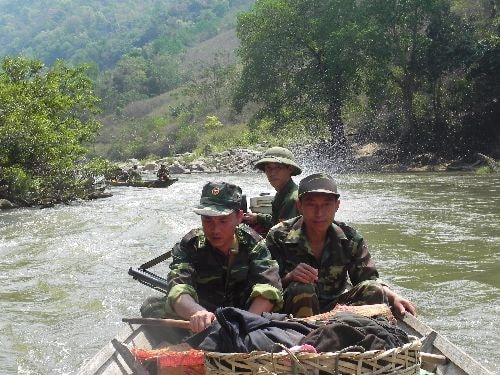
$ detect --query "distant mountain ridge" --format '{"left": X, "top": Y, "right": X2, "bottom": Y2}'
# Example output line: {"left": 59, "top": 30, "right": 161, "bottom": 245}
{"left": 101, "top": 28, "right": 240, "bottom": 122}
{"left": 3, "top": 0, "right": 496, "bottom": 164}
{"left": 1, "top": 0, "right": 252, "bottom": 160}
{"left": 0, "top": 0, "right": 251, "bottom": 69}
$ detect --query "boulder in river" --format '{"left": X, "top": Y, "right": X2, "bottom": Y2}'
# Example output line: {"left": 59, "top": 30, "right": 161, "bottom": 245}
{"left": 0, "top": 198, "right": 17, "bottom": 209}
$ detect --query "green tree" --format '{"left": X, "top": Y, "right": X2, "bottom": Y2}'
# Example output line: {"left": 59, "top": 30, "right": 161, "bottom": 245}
{"left": 460, "top": 27, "right": 500, "bottom": 155}
{"left": 0, "top": 56, "right": 105, "bottom": 205}
{"left": 234, "top": 0, "right": 375, "bottom": 156}
{"left": 147, "top": 53, "right": 182, "bottom": 95}
{"left": 364, "top": 0, "right": 475, "bottom": 155}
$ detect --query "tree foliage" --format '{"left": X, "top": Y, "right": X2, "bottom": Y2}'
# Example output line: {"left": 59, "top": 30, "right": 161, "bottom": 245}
{"left": 1, "top": 1, "right": 496, "bottom": 163}
{"left": 360, "top": 0, "right": 480, "bottom": 156}
{"left": 460, "top": 23, "right": 500, "bottom": 154}
{"left": 233, "top": 0, "right": 499, "bottom": 159}
{"left": 235, "top": 0, "right": 378, "bottom": 156}
{"left": 0, "top": 56, "right": 108, "bottom": 205}
{"left": 0, "top": 0, "right": 253, "bottom": 113}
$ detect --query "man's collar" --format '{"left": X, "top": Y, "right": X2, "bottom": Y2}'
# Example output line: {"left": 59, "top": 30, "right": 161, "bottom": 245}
{"left": 283, "top": 216, "right": 305, "bottom": 244}
{"left": 276, "top": 178, "right": 296, "bottom": 198}
{"left": 283, "top": 217, "right": 346, "bottom": 243}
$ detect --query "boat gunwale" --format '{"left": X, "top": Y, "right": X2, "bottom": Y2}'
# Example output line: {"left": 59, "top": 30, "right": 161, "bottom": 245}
{"left": 401, "top": 314, "right": 492, "bottom": 375}
{"left": 78, "top": 314, "right": 493, "bottom": 375}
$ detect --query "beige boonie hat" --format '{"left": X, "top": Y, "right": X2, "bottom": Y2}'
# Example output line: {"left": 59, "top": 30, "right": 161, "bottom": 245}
{"left": 254, "top": 146, "right": 302, "bottom": 176}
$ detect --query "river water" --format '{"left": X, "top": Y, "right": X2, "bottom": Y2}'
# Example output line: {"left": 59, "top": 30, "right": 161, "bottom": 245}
{"left": 0, "top": 171, "right": 498, "bottom": 374}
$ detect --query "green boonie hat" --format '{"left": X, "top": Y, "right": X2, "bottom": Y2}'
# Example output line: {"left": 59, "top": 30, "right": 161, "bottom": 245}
{"left": 254, "top": 147, "right": 302, "bottom": 176}
{"left": 194, "top": 181, "right": 242, "bottom": 216}
{"left": 298, "top": 173, "right": 340, "bottom": 198}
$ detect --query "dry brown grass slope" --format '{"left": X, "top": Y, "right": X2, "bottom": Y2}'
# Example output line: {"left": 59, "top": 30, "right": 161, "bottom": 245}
{"left": 182, "top": 29, "right": 239, "bottom": 72}
{"left": 95, "top": 28, "right": 251, "bottom": 158}
{"left": 112, "top": 29, "right": 240, "bottom": 121}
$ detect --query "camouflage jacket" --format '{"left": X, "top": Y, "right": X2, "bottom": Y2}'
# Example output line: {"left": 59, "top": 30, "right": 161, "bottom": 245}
{"left": 166, "top": 224, "right": 283, "bottom": 312}
{"left": 256, "top": 179, "right": 299, "bottom": 230}
{"left": 266, "top": 216, "right": 381, "bottom": 302}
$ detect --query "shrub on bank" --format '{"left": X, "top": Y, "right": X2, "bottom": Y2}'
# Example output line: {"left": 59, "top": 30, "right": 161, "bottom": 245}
{"left": 0, "top": 56, "right": 111, "bottom": 206}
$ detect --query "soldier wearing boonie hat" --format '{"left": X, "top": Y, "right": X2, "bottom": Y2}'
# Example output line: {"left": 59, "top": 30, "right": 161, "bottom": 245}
{"left": 254, "top": 147, "right": 302, "bottom": 176}
{"left": 243, "top": 147, "right": 302, "bottom": 234}
{"left": 140, "top": 181, "right": 283, "bottom": 333}
{"left": 266, "top": 173, "right": 416, "bottom": 319}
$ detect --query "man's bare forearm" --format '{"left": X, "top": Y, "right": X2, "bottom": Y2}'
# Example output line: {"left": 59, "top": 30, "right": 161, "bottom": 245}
{"left": 173, "top": 294, "right": 206, "bottom": 319}
{"left": 248, "top": 296, "right": 274, "bottom": 315}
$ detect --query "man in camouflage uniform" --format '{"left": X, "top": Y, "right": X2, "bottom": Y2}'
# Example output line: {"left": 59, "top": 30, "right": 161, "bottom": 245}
{"left": 141, "top": 181, "right": 283, "bottom": 332}
{"left": 243, "top": 146, "right": 302, "bottom": 234}
{"left": 156, "top": 164, "right": 169, "bottom": 181}
{"left": 266, "top": 173, "right": 416, "bottom": 318}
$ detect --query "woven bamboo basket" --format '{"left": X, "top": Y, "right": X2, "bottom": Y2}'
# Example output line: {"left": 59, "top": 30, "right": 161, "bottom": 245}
{"left": 204, "top": 337, "right": 421, "bottom": 375}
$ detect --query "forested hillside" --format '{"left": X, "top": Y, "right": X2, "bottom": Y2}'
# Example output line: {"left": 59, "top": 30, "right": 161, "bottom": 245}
{"left": 1, "top": 0, "right": 499, "bottom": 166}
{"left": 0, "top": 0, "right": 248, "bottom": 67}
{"left": 0, "top": 0, "right": 251, "bottom": 110}
{"left": 0, "top": 0, "right": 254, "bottom": 205}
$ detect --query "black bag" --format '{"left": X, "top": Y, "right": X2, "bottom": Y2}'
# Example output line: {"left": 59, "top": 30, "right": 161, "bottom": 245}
{"left": 299, "top": 312, "right": 409, "bottom": 352}
{"left": 185, "top": 307, "right": 318, "bottom": 353}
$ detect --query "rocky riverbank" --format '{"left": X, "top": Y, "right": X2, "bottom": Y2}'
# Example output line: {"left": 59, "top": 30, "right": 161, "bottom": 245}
{"left": 119, "top": 143, "right": 499, "bottom": 177}
{"left": 2, "top": 143, "right": 497, "bottom": 210}
{"left": 128, "top": 147, "right": 266, "bottom": 176}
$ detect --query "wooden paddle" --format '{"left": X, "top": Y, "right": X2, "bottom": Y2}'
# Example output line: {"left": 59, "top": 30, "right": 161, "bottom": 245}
{"left": 122, "top": 317, "right": 191, "bottom": 330}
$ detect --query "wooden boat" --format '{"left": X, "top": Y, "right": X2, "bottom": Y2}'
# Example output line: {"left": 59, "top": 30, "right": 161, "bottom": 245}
{"left": 77, "top": 313, "right": 493, "bottom": 374}
{"left": 79, "top": 197, "right": 493, "bottom": 374}
{"left": 108, "top": 178, "right": 178, "bottom": 188}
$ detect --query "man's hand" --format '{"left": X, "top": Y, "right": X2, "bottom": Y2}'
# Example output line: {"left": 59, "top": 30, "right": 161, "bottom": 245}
{"left": 242, "top": 212, "right": 258, "bottom": 224}
{"left": 174, "top": 294, "right": 216, "bottom": 332}
{"left": 189, "top": 310, "right": 216, "bottom": 333}
{"left": 383, "top": 286, "right": 416, "bottom": 317}
{"left": 392, "top": 296, "right": 416, "bottom": 317}
{"left": 283, "top": 263, "right": 318, "bottom": 286}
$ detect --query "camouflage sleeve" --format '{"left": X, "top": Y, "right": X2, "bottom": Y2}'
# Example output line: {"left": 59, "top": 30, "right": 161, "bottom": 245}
{"left": 347, "top": 236, "right": 381, "bottom": 285}
{"left": 265, "top": 226, "right": 288, "bottom": 278}
{"left": 166, "top": 231, "right": 200, "bottom": 309}
{"left": 255, "top": 212, "right": 272, "bottom": 230}
{"left": 247, "top": 239, "right": 283, "bottom": 311}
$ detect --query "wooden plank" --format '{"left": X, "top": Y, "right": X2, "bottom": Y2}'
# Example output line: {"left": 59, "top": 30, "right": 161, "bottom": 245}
{"left": 431, "top": 330, "right": 492, "bottom": 375}
{"left": 421, "top": 352, "right": 448, "bottom": 366}
{"left": 77, "top": 324, "right": 152, "bottom": 375}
